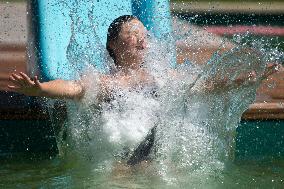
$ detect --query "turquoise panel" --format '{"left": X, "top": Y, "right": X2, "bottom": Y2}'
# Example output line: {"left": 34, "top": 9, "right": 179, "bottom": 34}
{"left": 32, "top": 0, "right": 133, "bottom": 80}
{"left": 29, "top": 0, "right": 173, "bottom": 80}
{"left": 132, "top": 0, "right": 172, "bottom": 38}
{"left": 36, "top": 0, "right": 74, "bottom": 80}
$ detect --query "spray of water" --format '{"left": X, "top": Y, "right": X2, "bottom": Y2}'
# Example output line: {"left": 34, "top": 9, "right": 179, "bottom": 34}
{"left": 54, "top": 1, "right": 284, "bottom": 186}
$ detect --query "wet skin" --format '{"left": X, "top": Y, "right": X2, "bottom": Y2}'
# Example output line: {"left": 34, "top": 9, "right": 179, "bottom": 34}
{"left": 109, "top": 19, "right": 148, "bottom": 71}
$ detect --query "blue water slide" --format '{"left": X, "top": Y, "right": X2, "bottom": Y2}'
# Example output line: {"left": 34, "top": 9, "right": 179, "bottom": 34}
{"left": 28, "top": 0, "right": 172, "bottom": 81}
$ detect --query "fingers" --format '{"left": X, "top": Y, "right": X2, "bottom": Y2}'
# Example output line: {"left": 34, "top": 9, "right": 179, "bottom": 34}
{"left": 11, "top": 73, "right": 22, "bottom": 81}
{"left": 266, "top": 64, "right": 278, "bottom": 75}
{"left": 10, "top": 72, "right": 38, "bottom": 87}
{"left": 277, "top": 64, "right": 284, "bottom": 72}
{"left": 19, "top": 72, "right": 33, "bottom": 85}
{"left": 9, "top": 75, "right": 16, "bottom": 82}
{"left": 248, "top": 71, "right": 257, "bottom": 82}
{"left": 9, "top": 75, "right": 18, "bottom": 85}
{"left": 10, "top": 74, "right": 24, "bottom": 87}
{"left": 10, "top": 73, "right": 27, "bottom": 86}
{"left": 260, "top": 64, "right": 279, "bottom": 80}
{"left": 7, "top": 85, "right": 21, "bottom": 92}
{"left": 7, "top": 85, "right": 20, "bottom": 90}
{"left": 273, "top": 64, "right": 284, "bottom": 72}
{"left": 33, "top": 76, "right": 41, "bottom": 86}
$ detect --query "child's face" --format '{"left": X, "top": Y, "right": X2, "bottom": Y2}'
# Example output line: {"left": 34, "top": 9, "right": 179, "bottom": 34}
{"left": 115, "top": 19, "right": 148, "bottom": 61}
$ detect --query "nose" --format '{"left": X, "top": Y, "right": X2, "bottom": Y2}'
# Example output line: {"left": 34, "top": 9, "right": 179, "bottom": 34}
{"left": 138, "top": 37, "right": 147, "bottom": 49}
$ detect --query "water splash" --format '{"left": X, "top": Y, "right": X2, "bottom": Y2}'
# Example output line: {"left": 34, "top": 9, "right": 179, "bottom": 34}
{"left": 58, "top": 1, "right": 284, "bottom": 186}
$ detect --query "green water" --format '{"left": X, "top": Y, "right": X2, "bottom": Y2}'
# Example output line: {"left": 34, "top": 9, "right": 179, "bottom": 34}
{"left": 1, "top": 155, "right": 284, "bottom": 189}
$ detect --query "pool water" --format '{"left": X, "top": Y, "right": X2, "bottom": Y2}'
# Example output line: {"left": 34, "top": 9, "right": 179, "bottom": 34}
{"left": 1, "top": 155, "right": 284, "bottom": 189}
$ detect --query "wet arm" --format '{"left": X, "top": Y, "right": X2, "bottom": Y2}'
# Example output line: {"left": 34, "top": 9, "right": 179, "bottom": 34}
{"left": 8, "top": 72, "right": 84, "bottom": 100}
{"left": 38, "top": 79, "right": 84, "bottom": 100}
{"left": 205, "top": 63, "right": 281, "bottom": 92}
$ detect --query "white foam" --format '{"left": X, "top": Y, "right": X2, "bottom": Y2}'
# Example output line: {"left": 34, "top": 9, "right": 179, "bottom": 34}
{"left": 63, "top": 7, "right": 282, "bottom": 181}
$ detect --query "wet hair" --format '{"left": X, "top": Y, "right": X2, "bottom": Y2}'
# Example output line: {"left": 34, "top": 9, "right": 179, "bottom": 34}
{"left": 106, "top": 15, "right": 138, "bottom": 64}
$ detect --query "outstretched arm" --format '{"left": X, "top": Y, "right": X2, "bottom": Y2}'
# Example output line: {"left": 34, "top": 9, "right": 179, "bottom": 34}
{"left": 8, "top": 72, "right": 84, "bottom": 100}
{"left": 204, "top": 63, "right": 282, "bottom": 92}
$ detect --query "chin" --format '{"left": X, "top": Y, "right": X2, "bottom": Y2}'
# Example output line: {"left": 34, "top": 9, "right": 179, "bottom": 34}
{"left": 135, "top": 54, "right": 144, "bottom": 61}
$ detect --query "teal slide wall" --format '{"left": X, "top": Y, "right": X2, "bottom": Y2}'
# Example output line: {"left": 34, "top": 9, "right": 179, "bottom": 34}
{"left": 29, "top": 0, "right": 172, "bottom": 81}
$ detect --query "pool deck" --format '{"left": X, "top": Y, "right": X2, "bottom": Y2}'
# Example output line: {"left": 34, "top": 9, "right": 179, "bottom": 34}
{"left": 1, "top": 2, "right": 284, "bottom": 120}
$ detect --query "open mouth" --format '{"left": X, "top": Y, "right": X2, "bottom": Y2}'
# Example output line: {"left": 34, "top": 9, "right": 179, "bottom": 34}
{"left": 136, "top": 46, "right": 145, "bottom": 50}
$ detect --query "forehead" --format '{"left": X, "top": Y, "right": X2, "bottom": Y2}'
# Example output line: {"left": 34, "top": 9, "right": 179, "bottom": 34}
{"left": 120, "top": 19, "right": 146, "bottom": 34}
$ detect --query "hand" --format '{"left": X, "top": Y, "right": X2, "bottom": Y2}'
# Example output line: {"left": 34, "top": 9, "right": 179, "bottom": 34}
{"left": 247, "top": 70, "right": 257, "bottom": 83}
{"left": 260, "top": 63, "right": 283, "bottom": 80}
{"left": 8, "top": 72, "right": 42, "bottom": 96}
